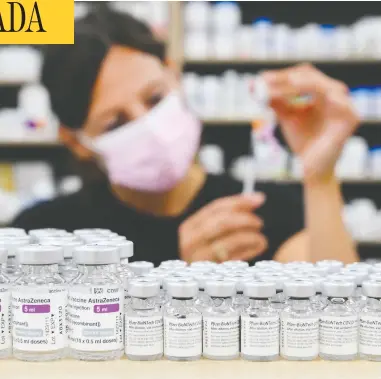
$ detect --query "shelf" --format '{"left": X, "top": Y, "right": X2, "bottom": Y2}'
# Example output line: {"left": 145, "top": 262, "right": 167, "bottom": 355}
{"left": 0, "top": 79, "right": 36, "bottom": 86}
{"left": 0, "top": 141, "right": 62, "bottom": 147}
{"left": 202, "top": 118, "right": 381, "bottom": 126}
{"left": 185, "top": 58, "right": 381, "bottom": 65}
{"left": 254, "top": 178, "right": 381, "bottom": 184}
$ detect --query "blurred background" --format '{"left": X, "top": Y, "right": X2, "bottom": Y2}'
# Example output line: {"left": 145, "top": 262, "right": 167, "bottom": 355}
{"left": 0, "top": 1, "right": 380, "bottom": 259}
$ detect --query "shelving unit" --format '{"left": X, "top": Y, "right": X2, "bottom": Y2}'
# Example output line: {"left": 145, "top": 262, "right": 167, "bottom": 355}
{"left": 0, "top": 2, "right": 380, "bottom": 255}
{"left": 185, "top": 58, "right": 381, "bottom": 65}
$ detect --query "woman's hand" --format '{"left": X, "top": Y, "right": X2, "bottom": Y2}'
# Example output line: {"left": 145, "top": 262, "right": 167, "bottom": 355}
{"left": 262, "top": 64, "right": 360, "bottom": 182}
{"left": 179, "top": 193, "right": 267, "bottom": 263}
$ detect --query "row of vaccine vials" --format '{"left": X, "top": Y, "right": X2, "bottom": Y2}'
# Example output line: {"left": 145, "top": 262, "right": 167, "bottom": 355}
{"left": 1, "top": 228, "right": 381, "bottom": 363}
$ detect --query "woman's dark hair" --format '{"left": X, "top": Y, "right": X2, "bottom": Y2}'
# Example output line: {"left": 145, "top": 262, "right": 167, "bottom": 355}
{"left": 41, "top": 8, "right": 166, "bottom": 129}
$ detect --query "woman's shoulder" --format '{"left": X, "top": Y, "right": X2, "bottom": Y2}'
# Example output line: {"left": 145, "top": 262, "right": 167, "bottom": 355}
{"left": 10, "top": 186, "right": 96, "bottom": 230}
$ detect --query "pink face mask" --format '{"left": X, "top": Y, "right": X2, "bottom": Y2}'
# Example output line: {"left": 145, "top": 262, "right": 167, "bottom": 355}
{"left": 82, "top": 92, "right": 201, "bottom": 192}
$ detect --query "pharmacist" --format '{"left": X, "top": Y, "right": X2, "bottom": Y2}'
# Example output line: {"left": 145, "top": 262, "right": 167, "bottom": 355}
{"left": 11, "top": 9, "right": 359, "bottom": 266}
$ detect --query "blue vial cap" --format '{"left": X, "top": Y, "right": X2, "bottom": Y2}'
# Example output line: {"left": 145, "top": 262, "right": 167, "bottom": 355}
{"left": 253, "top": 17, "right": 272, "bottom": 25}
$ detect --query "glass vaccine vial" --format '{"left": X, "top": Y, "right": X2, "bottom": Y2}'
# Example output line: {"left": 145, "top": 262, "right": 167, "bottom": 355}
{"left": 28, "top": 229, "right": 70, "bottom": 243}
{"left": 280, "top": 280, "right": 319, "bottom": 361}
{"left": 194, "top": 273, "right": 220, "bottom": 312}
{"left": 164, "top": 278, "right": 202, "bottom": 361}
{"left": 125, "top": 277, "right": 163, "bottom": 361}
{"left": 0, "top": 237, "right": 30, "bottom": 282}
{"left": 260, "top": 274, "right": 289, "bottom": 312}
{"left": 12, "top": 244, "right": 67, "bottom": 361}
{"left": 241, "top": 280, "right": 279, "bottom": 361}
{"left": 40, "top": 240, "right": 81, "bottom": 283}
{"left": 226, "top": 274, "right": 252, "bottom": 313}
{"left": 159, "top": 260, "right": 188, "bottom": 270}
{"left": 0, "top": 247, "right": 11, "bottom": 359}
{"left": 68, "top": 245, "right": 124, "bottom": 361}
{"left": 128, "top": 261, "right": 154, "bottom": 276}
{"left": 342, "top": 269, "right": 368, "bottom": 312}
{"left": 319, "top": 279, "right": 358, "bottom": 361}
{"left": 316, "top": 260, "right": 344, "bottom": 274}
{"left": 94, "top": 240, "right": 135, "bottom": 309}
{"left": 359, "top": 280, "right": 381, "bottom": 361}
{"left": 203, "top": 279, "right": 240, "bottom": 360}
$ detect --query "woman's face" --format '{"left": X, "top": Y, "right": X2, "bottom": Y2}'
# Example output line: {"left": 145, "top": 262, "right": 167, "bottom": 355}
{"left": 82, "top": 45, "right": 177, "bottom": 138}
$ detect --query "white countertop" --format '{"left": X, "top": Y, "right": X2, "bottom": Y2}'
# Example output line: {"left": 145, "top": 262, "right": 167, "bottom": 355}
{"left": 2, "top": 359, "right": 379, "bottom": 379}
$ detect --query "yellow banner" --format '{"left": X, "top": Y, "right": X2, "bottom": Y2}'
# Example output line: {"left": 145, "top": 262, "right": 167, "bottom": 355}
{"left": 0, "top": 0, "right": 74, "bottom": 44}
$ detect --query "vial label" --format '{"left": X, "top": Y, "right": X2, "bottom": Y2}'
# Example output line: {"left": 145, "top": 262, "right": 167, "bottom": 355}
{"left": 280, "top": 317, "right": 319, "bottom": 357}
{"left": 203, "top": 316, "right": 240, "bottom": 357}
{"left": 0, "top": 286, "right": 11, "bottom": 350}
{"left": 241, "top": 315, "right": 279, "bottom": 357}
{"left": 125, "top": 315, "right": 163, "bottom": 356}
{"left": 68, "top": 286, "right": 124, "bottom": 351}
{"left": 359, "top": 315, "right": 381, "bottom": 355}
{"left": 319, "top": 315, "right": 358, "bottom": 355}
{"left": 12, "top": 289, "right": 67, "bottom": 351}
{"left": 164, "top": 316, "right": 202, "bottom": 358}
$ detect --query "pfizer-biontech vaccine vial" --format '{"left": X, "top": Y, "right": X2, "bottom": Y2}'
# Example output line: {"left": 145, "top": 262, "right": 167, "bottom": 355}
{"left": 125, "top": 277, "right": 163, "bottom": 361}
{"left": 0, "top": 247, "right": 11, "bottom": 359}
{"left": 319, "top": 279, "right": 358, "bottom": 361}
{"left": 359, "top": 280, "right": 381, "bottom": 361}
{"left": 203, "top": 279, "right": 240, "bottom": 360}
{"left": 280, "top": 280, "right": 319, "bottom": 361}
{"left": 164, "top": 278, "right": 202, "bottom": 361}
{"left": 241, "top": 279, "right": 279, "bottom": 361}
{"left": 68, "top": 245, "right": 124, "bottom": 361}
{"left": 12, "top": 244, "right": 67, "bottom": 361}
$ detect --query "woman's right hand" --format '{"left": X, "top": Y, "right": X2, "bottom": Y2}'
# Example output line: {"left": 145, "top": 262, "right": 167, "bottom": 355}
{"left": 179, "top": 193, "right": 268, "bottom": 263}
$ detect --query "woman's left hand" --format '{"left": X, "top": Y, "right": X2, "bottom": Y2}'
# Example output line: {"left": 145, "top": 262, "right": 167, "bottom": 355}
{"left": 262, "top": 64, "right": 360, "bottom": 182}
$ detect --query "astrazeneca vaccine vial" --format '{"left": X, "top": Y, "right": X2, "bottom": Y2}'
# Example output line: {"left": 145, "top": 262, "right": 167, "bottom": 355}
{"left": 68, "top": 245, "right": 124, "bottom": 361}
{"left": 319, "top": 279, "right": 358, "bottom": 361}
{"left": 0, "top": 247, "right": 11, "bottom": 358}
{"left": 0, "top": 237, "right": 30, "bottom": 281}
{"left": 40, "top": 240, "right": 81, "bottom": 283}
{"left": 164, "top": 279, "right": 202, "bottom": 361}
{"left": 281, "top": 280, "right": 319, "bottom": 361}
{"left": 203, "top": 279, "right": 240, "bottom": 360}
{"left": 359, "top": 280, "right": 381, "bottom": 361}
{"left": 128, "top": 261, "right": 154, "bottom": 276}
{"left": 12, "top": 245, "right": 67, "bottom": 361}
{"left": 94, "top": 240, "right": 134, "bottom": 309}
{"left": 125, "top": 277, "right": 163, "bottom": 361}
{"left": 241, "top": 280, "right": 279, "bottom": 361}
{"left": 28, "top": 229, "right": 70, "bottom": 243}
